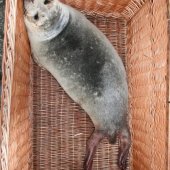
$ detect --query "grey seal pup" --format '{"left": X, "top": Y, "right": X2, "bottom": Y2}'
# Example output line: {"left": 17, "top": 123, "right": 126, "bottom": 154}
{"left": 24, "top": 0, "right": 131, "bottom": 169}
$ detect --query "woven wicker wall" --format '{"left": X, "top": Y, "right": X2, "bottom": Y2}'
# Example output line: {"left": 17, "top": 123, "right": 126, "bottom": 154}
{"left": 127, "top": 0, "right": 169, "bottom": 169}
{"left": 32, "top": 16, "right": 127, "bottom": 170}
{"left": 61, "top": 0, "right": 130, "bottom": 16}
{"left": 1, "top": 0, "right": 32, "bottom": 169}
{"left": 168, "top": 1, "right": 170, "bottom": 169}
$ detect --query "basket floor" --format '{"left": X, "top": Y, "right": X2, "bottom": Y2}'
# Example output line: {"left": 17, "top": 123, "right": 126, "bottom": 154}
{"left": 32, "top": 15, "right": 127, "bottom": 170}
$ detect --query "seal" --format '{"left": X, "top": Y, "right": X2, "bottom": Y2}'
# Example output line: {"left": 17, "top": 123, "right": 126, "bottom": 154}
{"left": 24, "top": 0, "right": 131, "bottom": 169}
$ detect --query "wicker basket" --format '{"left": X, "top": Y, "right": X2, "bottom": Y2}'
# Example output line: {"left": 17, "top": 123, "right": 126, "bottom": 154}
{"left": 1, "top": 0, "right": 170, "bottom": 170}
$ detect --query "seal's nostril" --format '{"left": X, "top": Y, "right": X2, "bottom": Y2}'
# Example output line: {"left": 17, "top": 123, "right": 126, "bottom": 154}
{"left": 34, "top": 13, "right": 39, "bottom": 20}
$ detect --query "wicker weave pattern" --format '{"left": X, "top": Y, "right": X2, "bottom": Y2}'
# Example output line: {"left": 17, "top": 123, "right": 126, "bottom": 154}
{"left": 127, "top": 1, "right": 168, "bottom": 169}
{"left": 61, "top": 0, "right": 130, "bottom": 14}
{"left": 168, "top": 1, "right": 170, "bottom": 169}
{"left": 1, "top": 0, "right": 32, "bottom": 169}
{"left": 61, "top": 0, "right": 147, "bottom": 19}
{"left": 32, "top": 16, "right": 127, "bottom": 170}
{"left": 1, "top": 0, "right": 16, "bottom": 169}
{"left": 1, "top": 0, "right": 169, "bottom": 169}
{"left": 121, "top": 0, "right": 146, "bottom": 20}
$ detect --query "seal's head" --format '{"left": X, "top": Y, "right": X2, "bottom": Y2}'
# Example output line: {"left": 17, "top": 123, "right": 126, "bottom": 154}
{"left": 24, "top": 0, "right": 69, "bottom": 40}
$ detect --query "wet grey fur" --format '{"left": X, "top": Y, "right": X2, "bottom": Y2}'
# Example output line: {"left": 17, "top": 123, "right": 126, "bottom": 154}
{"left": 24, "top": 2, "right": 128, "bottom": 140}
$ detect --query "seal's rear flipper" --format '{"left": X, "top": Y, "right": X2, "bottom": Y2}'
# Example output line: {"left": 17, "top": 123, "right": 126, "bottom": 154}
{"left": 84, "top": 131, "right": 104, "bottom": 170}
{"left": 118, "top": 128, "right": 131, "bottom": 170}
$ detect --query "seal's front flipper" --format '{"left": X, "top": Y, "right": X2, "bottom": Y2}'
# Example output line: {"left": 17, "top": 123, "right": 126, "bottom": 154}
{"left": 118, "top": 128, "right": 131, "bottom": 170}
{"left": 84, "top": 131, "right": 104, "bottom": 170}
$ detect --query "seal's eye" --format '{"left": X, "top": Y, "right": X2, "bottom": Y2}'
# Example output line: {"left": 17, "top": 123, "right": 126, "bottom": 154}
{"left": 44, "top": 0, "right": 51, "bottom": 5}
{"left": 34, "top": 13, "right": 39, "bottom": 20}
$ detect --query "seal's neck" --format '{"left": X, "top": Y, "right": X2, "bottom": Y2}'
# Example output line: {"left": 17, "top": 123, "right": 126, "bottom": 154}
{"left": 28, "top": 2, "right": 70, "bottom": 42}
